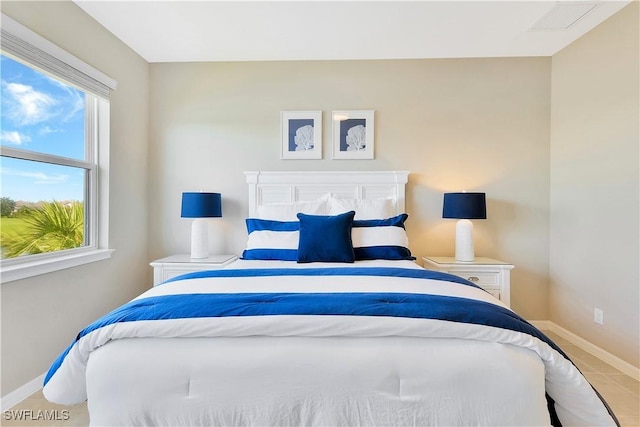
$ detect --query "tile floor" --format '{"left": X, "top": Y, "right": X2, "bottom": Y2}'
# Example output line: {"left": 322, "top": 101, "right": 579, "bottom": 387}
{"left": 544, "top": 331, "right": 639, "bottom": 427}
{"left": 3, "top": 330, "right": 638, "bottom": 426}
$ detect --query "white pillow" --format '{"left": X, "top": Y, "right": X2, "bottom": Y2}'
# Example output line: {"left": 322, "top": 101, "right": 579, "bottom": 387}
{"left": 329, "top": 195, "right": 395, "bottom": 220}
{"left": 256, "top": 193, "right": 330, "bottom": 221}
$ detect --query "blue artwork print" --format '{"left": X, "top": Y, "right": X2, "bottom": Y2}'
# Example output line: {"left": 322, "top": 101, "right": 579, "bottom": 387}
{"left": 288, "top": 119, "right": 315, "bottom": 152}
{"left": 340, "top": 119, "right": 367, "bottom": 152}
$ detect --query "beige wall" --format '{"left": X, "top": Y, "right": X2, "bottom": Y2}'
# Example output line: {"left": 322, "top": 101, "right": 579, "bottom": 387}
{"left": 1, "top": 2, "right": 150, "bottom": 393}
{"left": 550, "top": 2, "right": 639, "bottom": 367}
{"left": 148, "top": 58, "right": 552, "bottom": 320}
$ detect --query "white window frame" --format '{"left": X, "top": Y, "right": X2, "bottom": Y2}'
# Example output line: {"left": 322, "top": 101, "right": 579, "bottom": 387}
{"left": 0, "top": 14, "right": 115, "bottom": 283}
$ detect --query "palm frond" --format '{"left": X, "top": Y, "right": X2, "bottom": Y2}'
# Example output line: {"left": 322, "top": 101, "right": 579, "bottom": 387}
{"left": 0, "top": 201, "right": 84, "bottom": 258}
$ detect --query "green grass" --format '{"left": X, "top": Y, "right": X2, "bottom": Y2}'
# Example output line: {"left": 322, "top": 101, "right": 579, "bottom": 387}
{"left": 0, "top": 217, "right": 30, "bottom": 236}
{"left": 1, "top": 217, "right": 30, "bottom": 258}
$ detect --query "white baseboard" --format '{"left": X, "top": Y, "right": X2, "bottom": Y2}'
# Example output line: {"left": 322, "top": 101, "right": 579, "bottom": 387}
{"left": 530, "top": 320, "right": 552, "bottom": 330}
{"left": 531, "top": 320, "right": 640, "bottom": 381}
{"left": 1, "top": 373, "right": 45, "bottom": 411}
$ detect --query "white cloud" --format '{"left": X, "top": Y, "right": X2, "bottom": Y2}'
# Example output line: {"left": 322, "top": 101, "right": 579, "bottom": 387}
{"left": 39, "top": 126, "right": 62, "bottom": 135}
{"left": 43, "top": 75, "right": 84, "bottom": 122}
{"left": 1, "top": 130, "right": 31, "bottom": 145}
{"left": 1, "top": 167, "right": 68, "bottom": 185}
{"left": 2, "top": 81, "right": 58, "bottom": 126}
{"left": 64, "top": 90, "right": 84, "bottom": 122}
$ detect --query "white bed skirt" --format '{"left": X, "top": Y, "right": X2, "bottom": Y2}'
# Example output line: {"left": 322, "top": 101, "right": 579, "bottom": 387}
{"left": 86, "top": 335, "right": 549, "bottom": 427}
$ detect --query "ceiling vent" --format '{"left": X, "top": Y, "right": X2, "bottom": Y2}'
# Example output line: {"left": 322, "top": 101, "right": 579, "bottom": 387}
{"left": 531, "top": 2, "right": 598, "bottom": 30}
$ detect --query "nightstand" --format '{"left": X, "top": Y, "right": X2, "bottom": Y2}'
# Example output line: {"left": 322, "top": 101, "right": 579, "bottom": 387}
{"left": 422, "top": 256, "right": 514, "bottom": 307}
{"left": 150, "top": 254, "right": 238, "bottom": 286}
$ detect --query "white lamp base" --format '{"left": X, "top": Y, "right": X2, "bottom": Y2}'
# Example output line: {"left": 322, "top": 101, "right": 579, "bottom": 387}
{"left": 190, "top": 218, "right": 209, "bottom": 259}
{"left": 455, "top": 219, "right": 475, "bottom": 262}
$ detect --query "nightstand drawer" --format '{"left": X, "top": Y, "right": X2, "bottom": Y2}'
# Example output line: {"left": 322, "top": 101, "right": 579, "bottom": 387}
{"left": 150, "top": 254, "right": 237, "bottom": 286}
{"left": 422, "top": 256, "right": 514, "bottom": 307}
{"left": 453, "top": 272, "right": 500, "bottom": 287}
{"left": 159, "top": 267, "right": 204, "bottom": 283}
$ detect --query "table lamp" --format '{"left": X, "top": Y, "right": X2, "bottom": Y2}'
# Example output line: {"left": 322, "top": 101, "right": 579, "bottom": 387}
{"left": 181, "top": 192, "right": 222, "bottom": 259}
{"left": 442, "top": 192, "right": 486, "bottom": 262}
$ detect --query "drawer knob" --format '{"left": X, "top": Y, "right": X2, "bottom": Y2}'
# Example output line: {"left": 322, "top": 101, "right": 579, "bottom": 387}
{"left": 467, "top": 276, "right": 480, "bottom": 282}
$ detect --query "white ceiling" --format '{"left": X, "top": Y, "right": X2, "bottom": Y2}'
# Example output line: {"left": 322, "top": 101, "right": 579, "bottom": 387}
{"left": 73, "top": 1, "right": 630, "bottom": 63}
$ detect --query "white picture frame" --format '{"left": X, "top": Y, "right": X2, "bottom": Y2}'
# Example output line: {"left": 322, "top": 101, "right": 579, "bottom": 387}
{"left": 332, "top": 110, "right": 374, "bottom": 160}
{"left": 280, "top": 111, "right": 322, "bottom": 159}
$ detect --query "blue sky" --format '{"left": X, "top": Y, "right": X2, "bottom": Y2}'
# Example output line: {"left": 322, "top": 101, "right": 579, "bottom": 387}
{"left": 1, "top": 55, "right": 85, "bottom": 202}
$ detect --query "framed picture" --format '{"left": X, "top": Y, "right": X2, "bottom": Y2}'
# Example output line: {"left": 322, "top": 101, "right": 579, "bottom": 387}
{"left": 280, "top": 111, "right": 322, "bottom": 159}
{"left": 332, "top": 110, "right": 374, "bottom": 160}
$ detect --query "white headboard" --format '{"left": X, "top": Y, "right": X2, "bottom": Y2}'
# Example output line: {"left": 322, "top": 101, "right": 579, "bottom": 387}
{"left": 244, "top": 171, "right": 409, "bottom": 217}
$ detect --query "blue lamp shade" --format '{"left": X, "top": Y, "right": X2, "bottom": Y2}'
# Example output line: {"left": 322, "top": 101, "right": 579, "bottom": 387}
{"left": 181, "top": 192, "right": 222, "bottom": 218}
{"left": 442, "top": 192, "right": 487, "bottom": 220}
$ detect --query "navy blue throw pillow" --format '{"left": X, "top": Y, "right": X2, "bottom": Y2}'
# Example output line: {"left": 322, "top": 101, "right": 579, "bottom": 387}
{"left": 296, "top": 211, "right": 356, "bottom": 263}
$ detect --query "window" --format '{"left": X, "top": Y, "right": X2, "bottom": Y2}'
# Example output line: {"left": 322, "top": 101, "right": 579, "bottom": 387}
{"left": 0, "top": 14, "right": 116, "bottom": 282}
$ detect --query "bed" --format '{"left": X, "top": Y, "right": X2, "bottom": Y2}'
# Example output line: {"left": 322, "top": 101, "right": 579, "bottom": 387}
{"left": 43, "top": 171, "right": 618, "bottom": 426}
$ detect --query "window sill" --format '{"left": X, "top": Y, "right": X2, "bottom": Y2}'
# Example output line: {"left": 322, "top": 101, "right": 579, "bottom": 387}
{"left": 0, "top": 248, "right": 114, "bottom": 284}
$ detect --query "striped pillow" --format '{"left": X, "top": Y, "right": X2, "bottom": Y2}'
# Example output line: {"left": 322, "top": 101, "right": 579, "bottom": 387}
{"left": 352, "top": 214, "right": 415, "bottom": 260}
{"left": 241, "top": 218, "right": 299, "bottom": 261}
